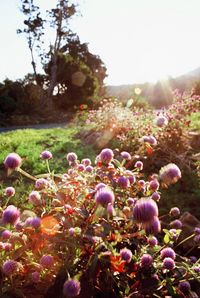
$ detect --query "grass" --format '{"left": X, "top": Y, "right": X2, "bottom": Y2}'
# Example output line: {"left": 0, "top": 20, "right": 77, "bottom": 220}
{"left": 0, "top": 125, "right": 97, "bottom": 206}
{"left": 189, "top": 111, "right": 200, "bottom": 132}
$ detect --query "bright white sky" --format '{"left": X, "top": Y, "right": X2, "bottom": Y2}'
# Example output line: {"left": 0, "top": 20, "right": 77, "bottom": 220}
{"left": 0, "top": 0, "right": 200, "bottom": 85}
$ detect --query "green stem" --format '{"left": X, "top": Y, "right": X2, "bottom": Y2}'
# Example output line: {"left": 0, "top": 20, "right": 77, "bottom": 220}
{"left": 17, "top": 168, "right": 37, "bottom": 181}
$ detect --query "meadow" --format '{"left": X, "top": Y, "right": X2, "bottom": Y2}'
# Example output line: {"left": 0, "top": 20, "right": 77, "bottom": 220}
{"left": 0, "top": 94, "right": 200, "bottom": 298}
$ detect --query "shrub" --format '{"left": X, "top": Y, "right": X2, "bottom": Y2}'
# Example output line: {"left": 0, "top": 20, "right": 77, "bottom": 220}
{"left": 0, "top": 148, "right": 199, "bottom": 297}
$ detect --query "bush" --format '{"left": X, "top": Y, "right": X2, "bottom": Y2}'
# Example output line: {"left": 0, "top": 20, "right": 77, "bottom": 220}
{"left": 0, "top": 148, "right": 199, "bottom": 297}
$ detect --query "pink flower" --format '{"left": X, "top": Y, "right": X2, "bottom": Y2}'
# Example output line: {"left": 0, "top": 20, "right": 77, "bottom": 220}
{"left": 159, "top": 163, "right": 181, "bottom": 186}
{"left": 63, "top": 279, "right": 81, "bottom": 297}
{"left": 2, "top": 205, "right": 20, "bottom": 225}
{"left": 99, "top": 148, "right": 114, "bottom": 164}
{"left": 4, "top": 153, "right": 22, "bottom": 170}
{"left": 4, "top": 187, "right": 15, "bottom": 197}
{"left": 40, "top": 255, "right": 54, "bottom": 268}
{"left": 133, "top": 198, "right": 158, "bottom": 224}
{"left": 95, "top": 187, "right": 115, "bottom": 207}
{"left": 2, "top": 260, "right": 19, "bottom": 275}
{"left": 40, "top": 150, "right": 52, "bottom": 160}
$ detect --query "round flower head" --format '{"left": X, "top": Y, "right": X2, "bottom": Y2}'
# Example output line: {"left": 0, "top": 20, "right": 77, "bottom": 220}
{"left": 63, "top": 279, "right": 81, "bottom": 297}
{"left": 159, "top": 163, "right": 181, "bottom": 186}
{"left": 135, "top": 161, "right": 143, "bottom": 170}
{"left": 151, "top": 192, "right": 160, "bottom": 202}
{"left": 81, "top": 158, "right": 91, "bottom": 166}
{"left": 95, "top": 187, "right": 115, "bottom": 207}
{"left": 133, "top": 198, "right": 158, "bottom": 224}
{"left": 95, "top": 183, "right": 106, "bottom": 191}
{"left": 28, "top": 191, "right": 42, "bottom": 206}
{"left": 160, "top": 247, "right": 176, "bottom": 260}
{"left": 40, "top": 150, "right": 52, "bottom": 160}
{"left": 148, "top": 136, "right": 157, "bottom": 146}
{"left": 66, "top": 152, "right": 78, "bottom": 163}
{"left": 141, "top": 254, "right": 153, "bottom": 267}
{"left": 4, "top": 153, "right": 22, "bottom": 170}
{"left": 148, "top": 236, "right": 158, "bottom": 247}
{"left": 125, "top": 170, "right": 136, "bottom": 184}
{"left": 40, "top": 255, "right": 54, "bottom": 268}
{"left": 30, "top": 217, "right": 41, "bottom": 229}
{"left": 117, "top": 176, "right": 130, "bottom": 189}
{"left": 1, "top": 230, "right": 12, "bottom": 240}
{"left": 169, "top": 207, "right": 180, "bottom": 217}
{"left": 155, "top": 115, "right": 168, "bottom": 127}
{"left": 178, "top": 281, "right": 191, "bottom": 294}
{"left": 2, "top": 260, "right": 18, "bottom": 276}
{"left": 149, "top": 179, "right": 159, "bottom": 191}
{"left": 5, "top": 187, "right": 15, "bottom": 197}
{"left": 121, "top": 151, "right": 131, "bottom": 160}
{"left": 2, "top": 205, "right": 20, "bottom": 225}
{"left": 99, "top": 148, "right": 114, "bottom": 164}
{"left": 77, "top": 164, "right": 85, "bottom": 172}
{"left": 85, "top": 165, "right": 93, "bottom": 172}
{"left": 144, "top": 217, "right": 161, "bottom": 235}
{"left": 194, "top": 227, "right": 200, "bottom": 235}
{"left": 32, "top": 271, "right": 40, "bottom": 283}
{"left": 170, "top": 219, "right": 182, "bottom": 229}
{"left": 163, "top": 257, "right": 175, "bottom": 270}
{"left": 120, "top": 248, "right": 132, "bottom": 263}
{"left": 127, "top": 197, "right": 136, "bottom": 206}
{"left": 68, "top": 227, "right": 75, "bottom": 236}
{"left": 35, "top": 178, "right": 49, "bottom": 190}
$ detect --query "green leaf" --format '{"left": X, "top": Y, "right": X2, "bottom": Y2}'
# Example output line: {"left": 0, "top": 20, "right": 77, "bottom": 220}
{"left": 126, "top": 98, "right": 134, "bottom": 108}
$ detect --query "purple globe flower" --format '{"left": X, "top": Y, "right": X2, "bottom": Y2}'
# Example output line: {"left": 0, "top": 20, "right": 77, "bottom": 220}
{"left": 151, "top": 192, "right": 160, "bottom": 202}
{"left": 159, "top": 163, "right": 181, "bottom": 186}
{"left": 169, "top": 207, "right": 180, "bottom": 217}
{"left": 95, "top": 183, "right": 106, "bottom": 191}
{"left": 85, "top": 165, "right": 93, "bottom": 172}
{"left": 81, "top": 158, "right": 91, "bottom": 166}
{"left": 149, "top": 179, "right": 160, "bottom": 191}
{"left": 133, "top": 198, "right": 158, "bottom": 224}
{"left": 4, "top": 153, "right": 22, "bottom": 170}
{"left": 32, "top": 271, "right": 40, "bottom": 283}
{"left": 194, "top": 266, "right": 200, "bottom": 273}
{"left": 35, "top": 178, "right": 49, "bottom": 190}
{"left": 1, "top": 230, "right": 12, "bottom": 240}
{"left": 178, "top": 281, "right": 191, "bottom": 293}
{"left": 30, "top": 217, "right": 41, "bottom": 229}
{"left": 68, "top": 227, "right": 75, "bottom": 236}
{"left": 40, "top": 150, "right": 52, "bottom": 160}
{"left": 144, "top": 216, "right": 161, "bottom": 235}
{"left": 40, "top": 255, "right": 54, "bottom": 268}
{"left": 194, "top": 227, "right": 200, "bottom": 235}
{"left": 135, "top": 161, "right": 143, "bottom": 170}
{"left": 141, "top": 254, "right": 153, "bottom": 267}
{"left": 148, "top": 236, "right": 158, "bottom": 247}
{"left": 121, "top": 151, "right": 131, "bottom": 160}
{"left": 77, "top": 164, "right": 85, "bottom": 171}
{"left": 95, "top": 187, "right": 115, "bottom": 207}
{"left": 120, "top": 248, "right": 132, "bottom": 263}
{"left": 125, "top": 170, "right": 136, "bottom": 184}
{"left": 148, "top": 136, "right": 157, "bottom": 146}
{"left": 63, "top": 279, "right": 81, "bottom": 297}
{"left": 2, "top": 205, "right": 20, "bottom": 225}
{"left": 170, "top": 219, "right": 182, "bottom": 229}
{"left": 163, "top": 257, "right": 175, "bottom": 270}
{"left": 160, "top": 247, "right": 176, "bottom": 260}
{"left": 5, "top": 187, "right": 15, "bottom": 197}
{"left": 28, "top": 191, "right": 42, "bottom": 206}
{"left": 155, "top": 115, "right": 168, "bottom": 127}
{"left": 99, "top": 148, "right": 114, "bottom": 164}
{"left": 2, "top": 260, "right": 18, "bottom": 275}
{"left": 127, "top": 197, "right": 136, "bottom": 206}
{"left": 117, "top": 176, "right": 130, "bottom": 189}
{"left": 138, "top": 180, "right": 145, "bottom": 187}
{"left": 66, "top": 152, "right": 78, "bottom": 163}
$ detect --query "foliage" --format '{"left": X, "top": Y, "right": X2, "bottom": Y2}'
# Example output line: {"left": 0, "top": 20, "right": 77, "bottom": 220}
{"left": 0, "top": 148, "right": 199, "bottom": 297}
{"left": 18, "top": 0, "right": 107, "bottom": 109}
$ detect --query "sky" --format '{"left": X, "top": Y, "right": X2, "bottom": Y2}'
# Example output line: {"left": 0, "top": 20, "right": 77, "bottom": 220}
{"left": 0, "top": 0, "right": 200, "bottom": 85}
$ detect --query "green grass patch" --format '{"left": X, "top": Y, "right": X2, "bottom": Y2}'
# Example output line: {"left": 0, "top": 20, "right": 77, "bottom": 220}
{"left": 189, "top": 111, "right": 200, "bottom": 132}
{"left": 0, "top": 125, "right": 96, "bottom": 204}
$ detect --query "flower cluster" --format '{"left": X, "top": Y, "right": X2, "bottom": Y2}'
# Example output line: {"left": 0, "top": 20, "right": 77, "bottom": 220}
{"left": 0, "top": 149, "right": 199, "bottom": 297}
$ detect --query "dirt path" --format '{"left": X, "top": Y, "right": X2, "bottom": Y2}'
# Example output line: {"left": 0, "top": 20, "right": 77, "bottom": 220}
{"left": 0, "top": 122, "right": 68, "bottom": 133}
